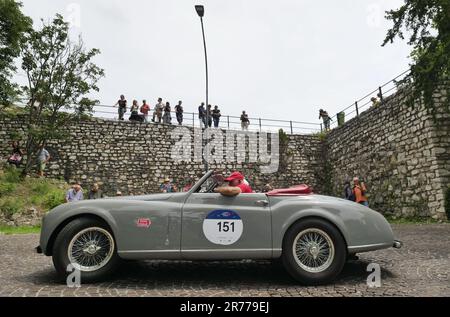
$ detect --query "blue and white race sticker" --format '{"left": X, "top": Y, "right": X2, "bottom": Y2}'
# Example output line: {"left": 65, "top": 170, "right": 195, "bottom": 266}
{"left": 203, "top": 210, "right": 243, "bottom": 245}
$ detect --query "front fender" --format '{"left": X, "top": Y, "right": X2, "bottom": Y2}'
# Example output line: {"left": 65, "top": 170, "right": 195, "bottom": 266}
{"left": 270, "top": 195, "right": 395, "bottom": 257}
{"left": 39, "top": 203, "right": 118, "bottom": 256}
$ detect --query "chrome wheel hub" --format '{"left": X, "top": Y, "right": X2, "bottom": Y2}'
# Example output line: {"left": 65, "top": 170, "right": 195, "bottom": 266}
{"left": 68, "top": 227, "right": 114, "bottom": 272}
{"left": 83, "top": 244, "right": 101, "bottom": 255}
{"left": 292, "top": 228, "right": 335, "bottom": 273}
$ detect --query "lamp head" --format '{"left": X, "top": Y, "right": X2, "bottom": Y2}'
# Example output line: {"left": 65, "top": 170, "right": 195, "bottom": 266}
{"left": 195, "top": 5, "right": 205, "bottom": 17}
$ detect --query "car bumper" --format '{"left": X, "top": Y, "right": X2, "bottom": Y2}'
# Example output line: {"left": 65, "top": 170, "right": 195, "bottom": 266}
{"left": 348, "top": 239, "right": 403, "bottom": 253}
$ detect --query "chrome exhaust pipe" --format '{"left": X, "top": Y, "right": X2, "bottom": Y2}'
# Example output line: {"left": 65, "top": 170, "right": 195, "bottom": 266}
{"left": 393, "top": 240, "right": 403, "bottom": 249}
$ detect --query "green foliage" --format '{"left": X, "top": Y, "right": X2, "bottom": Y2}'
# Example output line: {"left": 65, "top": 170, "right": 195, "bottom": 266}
{"left": 0, "top": 197, "right": 24, "bottom": 216}
{"left": 41, "top": 190, "right": 64, "bottom": 210}
{"left": 1, "top": 166, "right": 21, "bottom": 183}
{"left": 0, "top": 182, "right": 16, "bottom": 196}
{"left": 29, "top": 182, "right": 63, "bottom": 209}
{"left": 0, "top": 0, "right": 32, "bottom": 106}
{"left": 278, "top": 129, "right": 289, "bottom": 147}
{"left": 385, "top": 215, "right": 448, "bottom": 224}
{"left": 0, "top": 168, "right": 66, "bottom": 220}
{"left": 31, "top": 181, "right": 50, "bottom": 195}
{"left": 314, "top": 131, "right": 328, "bottom": 141}
{"left": 18, "top": 14, "right": 104, "bottom": 176}
{"left": 383, "top": 0, "right": 450, "bottom": 108}
{"left": 0, "top": 225, "right": 41, "bottom": 234}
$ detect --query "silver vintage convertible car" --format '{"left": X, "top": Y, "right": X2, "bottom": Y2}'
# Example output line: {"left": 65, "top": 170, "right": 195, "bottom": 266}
{"left": 37, "top": 171, "right": 402, "bottom": 285}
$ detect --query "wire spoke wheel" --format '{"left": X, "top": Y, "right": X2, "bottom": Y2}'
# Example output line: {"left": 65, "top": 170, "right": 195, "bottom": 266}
{"left": 68, "top": 227, "right": 114, "bottom": 272}
{"left": 292, "top": 228, "right": 335, "bottom": 273}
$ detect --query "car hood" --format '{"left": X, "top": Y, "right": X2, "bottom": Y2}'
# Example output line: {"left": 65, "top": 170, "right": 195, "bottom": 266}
{"left": 106, "top": 193, "right": 174, "bottom": 201}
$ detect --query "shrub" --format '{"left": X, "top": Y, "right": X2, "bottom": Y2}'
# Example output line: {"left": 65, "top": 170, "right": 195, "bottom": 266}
{"left": 0, "top": 183, "right": 16, "bottom": 196}
{"left": 31, "top": 181, "right": 51, "bottom": 195}
{"left": 1, "top": 167, "right": 21, "bottom": 184}
{"left": 42, "top": 190, "right": 65, "bottom": 210}
{"left": 0, "top": 198, "right": 24, "bottom": 217}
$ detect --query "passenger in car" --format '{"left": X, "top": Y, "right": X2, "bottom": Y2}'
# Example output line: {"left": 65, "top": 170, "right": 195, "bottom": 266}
{"left": 214, "top": 171, "right": 253, "bottom": 196}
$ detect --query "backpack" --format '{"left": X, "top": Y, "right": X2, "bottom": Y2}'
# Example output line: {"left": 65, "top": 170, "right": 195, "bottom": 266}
{"left": 344, "top": 185, "right": 355, "bottom": 201}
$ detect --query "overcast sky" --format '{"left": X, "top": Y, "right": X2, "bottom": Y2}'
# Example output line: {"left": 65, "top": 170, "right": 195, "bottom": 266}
{"left": 16, "top": 0, "right": 412, "bottom": 131}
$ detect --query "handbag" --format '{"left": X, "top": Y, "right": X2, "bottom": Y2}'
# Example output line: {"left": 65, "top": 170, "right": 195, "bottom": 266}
{"left": 8, "top": 153, "right": 22, "bottom": 163}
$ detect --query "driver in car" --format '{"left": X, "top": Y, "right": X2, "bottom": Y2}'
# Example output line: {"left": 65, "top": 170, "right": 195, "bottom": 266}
{"left": 214, "top": 171, "right": 253, "bottom": 196}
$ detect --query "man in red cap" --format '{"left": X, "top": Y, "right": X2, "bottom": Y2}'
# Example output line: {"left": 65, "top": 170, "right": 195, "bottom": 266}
{"left": 214, "top": 171, "right": 253, "bottom": 196}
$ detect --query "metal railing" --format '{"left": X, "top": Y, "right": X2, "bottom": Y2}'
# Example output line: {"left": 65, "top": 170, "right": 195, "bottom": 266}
{"left": 91, "top": 104, "right": 322, "bottom": 135}
{"left": 325, "top": 69, "right": 410, "bottom": 130}
{"left": 11, "top": 70, "right": 410, "bottom": 135}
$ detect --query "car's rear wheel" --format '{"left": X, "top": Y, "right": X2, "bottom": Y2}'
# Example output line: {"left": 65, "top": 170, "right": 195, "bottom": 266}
{"left": 52, "top": 217, "right": 121, "bottom": 283}
{"left": 282, "top": 218, "right": 346, "bottom": 285}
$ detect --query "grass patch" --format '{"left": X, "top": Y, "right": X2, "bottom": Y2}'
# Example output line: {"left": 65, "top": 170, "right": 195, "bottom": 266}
{"left": 0, "top": 167, "right": 66, "bottom": 220}
{"left": 0, "top": 182, "right": 16, "bottom": 195}
{"left": 385, "top": 215, "right": 448, "bottom": 224}
{"left": 313, "top": 131, "right": 329, "bottom": 141}
{"left": 0, "top": 198, "right": 25, "bottom": 217}
{"left": 0, "top": 225, "right": 41, "bottom": 235}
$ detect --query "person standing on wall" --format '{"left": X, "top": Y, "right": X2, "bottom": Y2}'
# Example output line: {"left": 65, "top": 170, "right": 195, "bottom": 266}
{"left": 129, "top": 100, "right": 141, "bottom": 121}
{"left": 353, "top": 177, "right": 369, "bottom": 206}
{"left": 198, "top": 102, "right": 206, "bottom": 128}
{"left": 140, "top": 100, "right": 151, "bottom": 123}
{"left": 175, "top": 101, "right": 184, "bottom": 125}
{"left": 240, "top": 111, "right": 250, "bottom": 130}
{"left": 206, "top": 105, "right": 213, "bottom": 128}
{"left": 212, "top": 105, "right": 221, "bottom": 128}
{"left": 319, "top": 109, "right": 332, "bottom": 131}
{"left": 152, "top": 98, "right": 164, "bottom": 123}
{"left": 114, "top": 95, "right": 127, "bottom": 121}
{"left": 163, "top": 102, "right": 172, "bottom": 124}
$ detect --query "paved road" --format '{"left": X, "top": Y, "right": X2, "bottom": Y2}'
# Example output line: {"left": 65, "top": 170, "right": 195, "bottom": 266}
{"left": 0, "top": 224, "right": 449, "bottom": 297}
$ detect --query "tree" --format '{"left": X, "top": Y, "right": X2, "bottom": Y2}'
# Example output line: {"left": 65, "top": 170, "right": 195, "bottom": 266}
{"left": 0, "top": 0, "right": 32, "bottom": 106}
{"left": 20, "top": 14, "right": 104, "bottom": 176}
{"left": 383, "top": 0, "right": 450, "bottom": 108}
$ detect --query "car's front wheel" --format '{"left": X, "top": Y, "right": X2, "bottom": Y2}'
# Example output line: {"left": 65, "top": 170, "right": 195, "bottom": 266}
{"left": 282, "top": 218, "right": 347, "bottom": 285}
{"left": 52, "top": 217, "right": 121, "bottom": 283}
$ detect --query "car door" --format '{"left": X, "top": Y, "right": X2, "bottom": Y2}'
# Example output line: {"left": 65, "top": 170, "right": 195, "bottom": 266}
{"left": 111, "top": 198, "right": 183, "bottom": 260}
{"left": 181, "top": 192, "right": 272, "bottom": 260}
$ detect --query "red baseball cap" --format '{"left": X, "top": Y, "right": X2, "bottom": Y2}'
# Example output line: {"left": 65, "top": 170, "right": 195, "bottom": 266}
{"left": 224, "top": 172, "right": 244, "bottom": 182}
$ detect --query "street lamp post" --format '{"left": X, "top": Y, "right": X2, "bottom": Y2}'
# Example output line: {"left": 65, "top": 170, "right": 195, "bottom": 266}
{"left": 195, "top": 5, "right": 209, "bottom": 173}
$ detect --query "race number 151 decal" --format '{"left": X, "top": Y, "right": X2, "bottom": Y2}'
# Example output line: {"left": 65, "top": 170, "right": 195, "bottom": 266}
{"left": 203, "top": 210, "right": 243, "bottom": 245}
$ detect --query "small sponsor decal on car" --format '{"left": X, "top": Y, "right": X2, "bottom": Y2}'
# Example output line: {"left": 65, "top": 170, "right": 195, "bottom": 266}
{"left": 203, "top": 210, "right": 243, "bottom": 245}
{"left": 136, "top": 218, "right": 152, "bottom": 228}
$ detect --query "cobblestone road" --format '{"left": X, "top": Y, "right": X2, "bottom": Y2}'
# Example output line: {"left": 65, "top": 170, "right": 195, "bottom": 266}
{"left": 0, "top": 224, "right": 449, "bottom": 297}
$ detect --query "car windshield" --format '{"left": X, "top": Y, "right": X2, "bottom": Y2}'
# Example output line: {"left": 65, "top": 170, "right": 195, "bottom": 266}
{"left": 196, "top": 173, "right": 224, "bottom": 193}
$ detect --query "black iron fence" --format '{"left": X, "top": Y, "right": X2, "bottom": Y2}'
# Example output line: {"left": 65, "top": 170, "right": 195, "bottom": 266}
{"left": 326, "top": 69, "right": 410, "bottom": 130}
